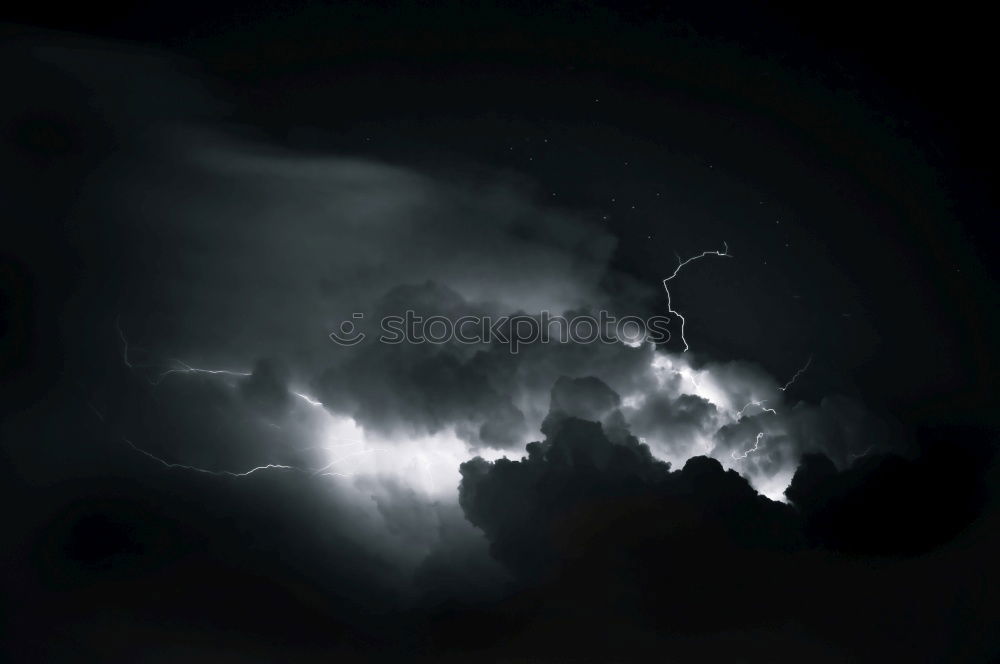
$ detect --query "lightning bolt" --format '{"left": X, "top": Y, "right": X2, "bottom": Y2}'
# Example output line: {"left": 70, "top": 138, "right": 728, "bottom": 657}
{"left": 121, "top": 435, "right": 381, "bottom": 479}
{"left": 292, "top": 391, "right": 323, "bottom": 407}
{"left": 111, "top": 319, "right": 379, "bottom": 479}
{"left": 117, "top": 317, "right": 252, "bottom": 386}
{"left": 312, "top": 447, "right": 389, "bottom": 476}
{"left": 849, "top": 445, "right": 873, "bottom": 460}
{"left": 149, "top": 360, "right": 251, "bottom": 386}
{"left": 734, "top": 399, "right": 776, "bottom": 419}
{"left": 116, "top": 315, "right": 137, "bottom": 369}
{"left": 778, "top": 355, "right": 812, "bottom": 392}
{"left": 658, "top": 248, "right": 812, "bottom": 469}
{"left": 662, "top": 242, "right": 731, "bottom": 352}
{"left": 729, "top": 396, "right": 777, "bottom": 462}
{"left": 123, "top": 437, "right": 304, "bottom": 477}
{"left": 731, "top": 432, "right": 765, "bottom": 460}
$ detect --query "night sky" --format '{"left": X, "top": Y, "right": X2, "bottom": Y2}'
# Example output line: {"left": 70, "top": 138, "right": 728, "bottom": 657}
{"left": 2, "top": 3, "right": 998, "bottom": 662}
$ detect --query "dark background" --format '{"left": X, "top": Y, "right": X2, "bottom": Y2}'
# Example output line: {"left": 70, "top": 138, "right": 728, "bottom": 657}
{"left": 2, "top": 2, "right": 998, "bottom": 662}
{"left": 4, "top": 0, "right": 997, "bottom": 427}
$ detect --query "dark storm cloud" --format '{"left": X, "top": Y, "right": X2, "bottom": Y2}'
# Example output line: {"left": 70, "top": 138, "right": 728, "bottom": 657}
{"left": 315, "top": 282, "right": 532, "bottom": 447}
{"left": 458, "top": 404, "right": 998, "bottom": 654}
{"left": 547, "top": 375, "right": 621, "bottom": 421}
{"left": 459, "top": 397, "right": 798, "bottom": 585}
{"left": 786, "top": 429, "right": 994, "bottom": 556}
{"left": 1, "top": 32, "right": 627, "bottom": 378}
{"left": 107, "top": 355, "right": 323, "bottom": 473}
{"left": 0, "top": 28, "right": 902, "bottom": 547}
{"left": 1, "top": 30, "right": 896, "bottom": 489}
{"left": 5, "top": 19, "right": 998, "bottom": 664}
{"left": 311, "top": 275, "right": 894, "bottom": 498}
{"left": 313, "top": 281, "right": 662, "bottom": 448}
{"left": 1, "top": 33, "right": 640, "bottom": 445}
{"left": 1, "top": 37, "right": 519, "bottom": 649}
{"left": 628, "top": 391, "right": 721, "bottom": 453}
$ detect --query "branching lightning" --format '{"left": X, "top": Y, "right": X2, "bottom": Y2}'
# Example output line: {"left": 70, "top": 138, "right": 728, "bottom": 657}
{"left": 662, "top": 241, "right": 731, "bottom": 352}
{"left": 121, "top": 434, "right": 378, "bottom": 479}
{"left": 656, "top": 246, "right": 817, "bottom": 470}
{"left": 312, "top": 447, "right": 389, "bottom": 476}
{"left": 123, "top": 437, "right": 303, "bottom": 477}
{"left": 110, "top": 319, "right": 379, "bottom": 480}
{"left": 148, "top": 360, "right": 251, "bottom": 386}
{"left": 117, "top": 317, "right": 251, "bottom": 386}
{"left": 734, "top": 399, "right": 776, "bottom": 419}
{"left": 779, "top": 355, "right": 812, "bottom": 392}
{"left": 731, "top": 432, "right": 765, "bottom": 460}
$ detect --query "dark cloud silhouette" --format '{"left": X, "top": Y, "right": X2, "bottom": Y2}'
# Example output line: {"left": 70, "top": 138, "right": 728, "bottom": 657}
{"left": 457, "top": 404, "right": 999, "bottom": 659}
{"left": 786, "top": 430, "right": 994, "bottom": 555}
{"left": 459, "top": 396, "right": 798, "bottom": 594}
